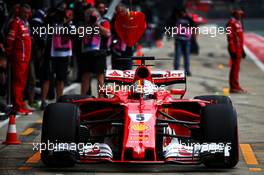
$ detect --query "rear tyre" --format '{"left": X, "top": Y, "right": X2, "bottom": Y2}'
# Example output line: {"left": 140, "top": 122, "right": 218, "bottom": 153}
{"left": 57, "top": 94, "right": 94, "bottom": 103}
{"left": 41, "top": 103, "right": 80, "bottom": 167}
{"left": 201, "top": 104, "right": 239, "bottom": 168}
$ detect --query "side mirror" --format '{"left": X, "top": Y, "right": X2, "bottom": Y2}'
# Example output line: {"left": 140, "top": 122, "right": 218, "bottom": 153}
{"left": 170, "top": 89, "right": 186, "bottom": 98}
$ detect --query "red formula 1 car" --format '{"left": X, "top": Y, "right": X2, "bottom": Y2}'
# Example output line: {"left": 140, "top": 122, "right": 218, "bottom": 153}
{"left": 41, "top": 57, "right": 239, "bottom": 168}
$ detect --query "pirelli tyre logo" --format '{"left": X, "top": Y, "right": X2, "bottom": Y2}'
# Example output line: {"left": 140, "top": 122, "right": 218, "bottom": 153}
{"left": 130, "top": 123, "right": 149, "bottom": 131}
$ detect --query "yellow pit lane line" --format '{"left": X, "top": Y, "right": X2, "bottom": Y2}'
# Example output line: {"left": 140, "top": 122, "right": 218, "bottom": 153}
{"left": 17, "top": 152, "right": 41, "bottom": 171}
{"left": 249, "top": 168, "right": 263, "bottom": 172}
{"left": 26, "top": 151, "right": 41, "bottom": 164}
{"left": 35, "top": 119, "right": 43, "bottom": 124}
{"left": 20, "top": 128, "right": 35, "bottom": 136}
{"left": 240, "top": 144, "right": 259, "bottom": 165}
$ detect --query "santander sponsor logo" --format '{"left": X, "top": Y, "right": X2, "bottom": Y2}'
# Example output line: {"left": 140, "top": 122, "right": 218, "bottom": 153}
{"left": 163, "top": 71, "right": 184, "bottom": 78}
{"left": 124, "top": 70, "right": 135, "bottom": 78}
{"left": 107, "top": 70, "right": 185, "bottom": 79}
{"left": 152, "top": 70, "right": 185, "bottom": 79}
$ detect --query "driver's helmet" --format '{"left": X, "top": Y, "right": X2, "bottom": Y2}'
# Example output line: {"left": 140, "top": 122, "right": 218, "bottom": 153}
{"left": 131, "top": 80, "right": 155, "bottom": 99}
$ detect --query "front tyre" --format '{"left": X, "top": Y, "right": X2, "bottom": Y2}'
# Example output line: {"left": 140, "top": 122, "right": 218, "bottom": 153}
{"left": 57, "top": 94, "right": 94, "bottom": 103}
{"left": 201, "top": 104, "right": 239, "bottom": 168}
{"left": 41, "top": 103, "right": 80, "bottom": 167}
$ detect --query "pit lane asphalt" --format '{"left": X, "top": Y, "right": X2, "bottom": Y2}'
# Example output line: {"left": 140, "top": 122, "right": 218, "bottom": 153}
{"left": 0, "top": 30, "right": 263, "bottom": 175}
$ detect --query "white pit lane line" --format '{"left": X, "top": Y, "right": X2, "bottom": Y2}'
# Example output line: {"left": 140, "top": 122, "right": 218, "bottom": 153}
{"left": 63, "top": 83, "right": 80, "bottom": 94}
{"left": 244, "top": 46, "right": 264, "bottom": 72}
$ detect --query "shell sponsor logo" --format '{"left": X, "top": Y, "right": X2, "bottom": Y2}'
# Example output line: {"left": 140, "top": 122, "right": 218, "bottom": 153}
{"left": 130, "top": 123, "right": 149, "bottom": 131}
{"left": 130, "top": 135, "right": 149, "bottom": 141}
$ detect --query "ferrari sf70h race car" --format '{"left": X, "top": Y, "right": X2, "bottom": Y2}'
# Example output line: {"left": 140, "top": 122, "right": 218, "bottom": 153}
{"left": 40, "top": 57, "right": 239, "bottom": 168}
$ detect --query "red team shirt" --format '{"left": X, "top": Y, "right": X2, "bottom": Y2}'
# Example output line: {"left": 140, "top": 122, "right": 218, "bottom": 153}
{"left": 6, "top": 17, "right": 32, "bottom": 62}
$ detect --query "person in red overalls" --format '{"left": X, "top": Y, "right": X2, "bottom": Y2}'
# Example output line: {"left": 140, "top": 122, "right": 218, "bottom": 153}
{"left": 6, "top": 4, "right": 32, "bottom": 115}
{"left": 226, "top": 9, "right": 247, "bottom": 93}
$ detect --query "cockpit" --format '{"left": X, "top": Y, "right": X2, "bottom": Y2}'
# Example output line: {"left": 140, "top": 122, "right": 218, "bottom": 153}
{"left": 130, "top": 79, "right": 156, "bottom": 100}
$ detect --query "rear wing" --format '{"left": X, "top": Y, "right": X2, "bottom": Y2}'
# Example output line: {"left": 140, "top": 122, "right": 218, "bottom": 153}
{"left": 105, "top": 70, "right": 186, "bottom": 85}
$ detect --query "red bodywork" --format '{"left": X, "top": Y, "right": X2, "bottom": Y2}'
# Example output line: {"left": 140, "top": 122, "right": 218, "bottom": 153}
{"left": 70, "top": 65, "right": 209, "bottom": 163}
